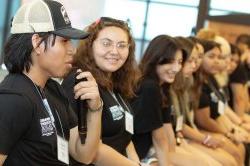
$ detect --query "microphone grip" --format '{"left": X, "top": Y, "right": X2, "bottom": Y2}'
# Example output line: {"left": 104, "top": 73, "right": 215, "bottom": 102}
{"left": 75, "top": 72, "right": 88, "bottom": 144}
{"left": 77, "top": 99, "right": 88, "bottom": 144}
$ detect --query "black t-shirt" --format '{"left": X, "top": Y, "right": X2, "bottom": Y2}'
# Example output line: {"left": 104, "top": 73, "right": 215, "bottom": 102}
{"left": 243, "top": 62, "right": 250, "bottom": 81}
{"left": 230, "top": 63, "right": 248, "bottom": 84}
{"left": 228, "top": 86, "right": 234, "bottom": 109}
{"left": 228, "top": 64, "right": 248, "bottom": 108}
{"left": 198, "top": 78, "right": 223, "bottom": 120}
{"left": 62, "top": 72, "right": 132, "bottom": 158}
{"left": 162, "top": 106, "right": 173, "bottom": 124}
{"left": 161, "top": 83, "right": 173, "bottom": 124}
{"left": 0, "top": 74, "right": 77, "bottom": 166}
{"left": 131, "top": 78, "right": 170, "bottom": 159}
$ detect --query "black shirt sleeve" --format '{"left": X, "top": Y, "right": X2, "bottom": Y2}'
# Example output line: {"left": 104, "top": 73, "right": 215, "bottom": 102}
{"left": 131, "top": 79, "right": 163, "bottom": 134}
{"left": 162, "top": 107, "right": 172, "bottom": 123}
{"left": 62, "top": 71, "right": 78, "bottom": 113}
{"left": 229, "top": 64, "right": 248, "bottom": 84}
{"left": 0, "top": 94, "right": 33, "bottom": 154}
{"left": 57, "top": 80, "right": 78, "bottom": 129}
{"left": 198, "top": 84, "right": 220, "bottom": 119}
{"left": 67, "top": 105, "right": 78, "bottom": 129}
{"left": 198, "top": 85, "right": 210, "bottom": 109}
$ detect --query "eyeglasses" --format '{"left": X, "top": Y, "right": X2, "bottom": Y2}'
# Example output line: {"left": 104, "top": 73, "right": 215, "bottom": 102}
{"left": 96, "top": 38, "right": 130, "bottom": 52}
{"left": 100, "top": 17, "right": 129, "bottom": 27}
{"left": 92, "top": 17, "right": 131, "bottom": 31}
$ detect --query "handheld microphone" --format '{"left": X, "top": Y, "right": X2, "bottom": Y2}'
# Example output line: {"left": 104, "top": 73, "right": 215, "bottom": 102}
{"left": 75, "top": 71, "right": 88, "bottom": 144}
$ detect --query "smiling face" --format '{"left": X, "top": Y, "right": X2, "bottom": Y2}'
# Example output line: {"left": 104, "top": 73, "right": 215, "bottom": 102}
{"left": 92, "top": 26, "right": 129, "bottom": 73}
{"left": 156, "top": 49, "right": 183, "bottom": 83}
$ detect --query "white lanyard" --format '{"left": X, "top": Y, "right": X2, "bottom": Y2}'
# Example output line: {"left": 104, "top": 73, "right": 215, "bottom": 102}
{"left": 34, "top": 85, "right": 65, "bottom": 139}
{"left": 109, "top": 90, "right": 134, "bottom": 134}
{"left": 33, "top": 83, "right": 69, "bottom": 164}
{"left": 109, "top": 90, "right": 131, "bottom": 113}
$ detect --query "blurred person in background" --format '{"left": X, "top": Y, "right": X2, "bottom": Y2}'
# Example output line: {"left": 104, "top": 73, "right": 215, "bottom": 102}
{"left": 194, "top": 37, "right": 246, "bottom": 166}
{"left": 170, "top": 37, "right": 236, "bottom": 166}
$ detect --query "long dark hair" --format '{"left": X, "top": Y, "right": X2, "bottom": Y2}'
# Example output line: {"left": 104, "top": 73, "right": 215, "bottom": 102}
{"left": 140, "top": 35, "right": 185, "bottom": 81}
{"left": 192, "top": 40, "right": 221, "bottom": 109}
{"left": 139, "top": 35, "right": 185, "bottom": 109}
{"left": 236, "top": 34, "right": 250, "bottom": 49}
{"left": 230, "top": 43, "right": 241, "bottom": 56}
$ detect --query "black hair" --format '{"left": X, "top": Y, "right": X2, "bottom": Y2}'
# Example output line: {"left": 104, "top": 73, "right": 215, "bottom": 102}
{"left": 197, "top": 39, "right": 220, "bottom": 53}
{"left": 235, "top": 34, "right": 250, "bottom": 48}
{"left": 188, "top": 36, "right": 203, "bottom": 44}
{"left": 230, "top": 43, "right": 240, "bottom": 56}
{"left": 188, "top": 36, "right": 220, "bottom": 52}
{"left": 139, "top": 35, "right": 185, "bottom": 80}
{"left": 4, "top": 33, "right": 56, "bottom": 73}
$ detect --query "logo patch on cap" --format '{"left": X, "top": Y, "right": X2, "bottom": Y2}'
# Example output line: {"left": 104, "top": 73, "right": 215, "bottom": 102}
{"left": 61, "top": 6, "right": 70, "bottom": 24}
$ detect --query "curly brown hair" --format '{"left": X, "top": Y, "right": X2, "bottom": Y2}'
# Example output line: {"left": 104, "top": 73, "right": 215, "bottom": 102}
{"left": 75, "top": 17, "right": 140, "bottom": 99}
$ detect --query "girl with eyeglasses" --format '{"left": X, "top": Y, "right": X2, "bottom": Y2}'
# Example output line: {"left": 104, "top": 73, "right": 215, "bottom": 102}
{"left": 62, "top": 17, "right": 143, "bottom": 166}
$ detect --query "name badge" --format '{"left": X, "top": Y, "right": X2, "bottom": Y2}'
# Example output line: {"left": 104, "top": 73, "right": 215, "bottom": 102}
{"left": 210, "top": 92, "right": 219, "bottom": 103}
{"left": 189, "top": 110, "right": 198, "bottom": 130}
{"left": 175, "top": 115, "right": 183, "bottom": 132}
{"left": 109, "top": 105, "right": 124, "bottom": 120}
{"left": 190, "top": 110, "right": 194, "bottom": 121}
{"left": 218, "top": 100, "right": 225, "bottom": 115}
{"left": 57, "top": 135, "right": 69, "bottom": 164}
{"left": 125, "top": 111, "right": 134, "bottom": 134}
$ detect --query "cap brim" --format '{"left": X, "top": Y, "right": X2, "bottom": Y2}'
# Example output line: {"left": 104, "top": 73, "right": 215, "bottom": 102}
{"left": 53, "top": 27, "right": 89, "bottom": 39}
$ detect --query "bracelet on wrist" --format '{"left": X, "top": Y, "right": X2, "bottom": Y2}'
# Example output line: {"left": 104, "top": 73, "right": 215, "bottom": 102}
{"left": 88, "top": 99, "right": 103, "bottom": 112}
{"left": 203, "top": 135, "right": 211, "bottom": 145}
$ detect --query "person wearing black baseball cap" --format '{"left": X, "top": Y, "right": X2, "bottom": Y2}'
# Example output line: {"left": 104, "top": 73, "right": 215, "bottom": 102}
{"left": 0, "top": 0, "right": 102, "bottom": 165}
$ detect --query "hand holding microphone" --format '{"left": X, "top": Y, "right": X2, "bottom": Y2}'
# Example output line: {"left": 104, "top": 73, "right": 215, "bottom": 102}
{"left": 74, "top": 69, "right": 102, "bottom": 144}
